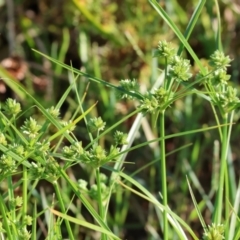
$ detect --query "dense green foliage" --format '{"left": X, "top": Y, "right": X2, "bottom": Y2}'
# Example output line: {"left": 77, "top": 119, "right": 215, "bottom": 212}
{"left": 0, "top": 0, "right": 239, "bottom": 239}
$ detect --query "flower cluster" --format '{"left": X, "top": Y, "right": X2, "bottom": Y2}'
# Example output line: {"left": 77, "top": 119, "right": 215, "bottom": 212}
{"left": 64, "top": 142, "right": 120, "bottom": 168}
{"left": 60, "top": 120, "right": 76, "bottom": 134}
{"left": 140, "top": 87, "right": 174, "bottom": 114}
{"left": 47, "top": 106, "right": 60, "bottom": 119}
{"left": 21, "top": 117, "right": 41, "bottom": 139}
{"left": 213, "top": 85, "right": 240, "bottom": 114}
{"left": 209, "top": 50, "right": 231, "bottom": 70}
{"left": 154, "top": 40, "right": 175, "bottom": 60}
{"left": 118, "top": 79, "right": 141, "bottom": 100}
{"left": 0, "top": 132, "right": 7, "bottom": 145}
{"left": 206, "top": 50, "right": 239, "bottom": 114}
{"left": 203, "top": 223, "right": 225, "bottom": 240}
{"left": 63, "top": 130, "right": 127, "bottom": 168}
{"left": 169, "top": 56, "right": 192, "bottom": 82}
{"left": 0, "top": 154, "right": 17, "bottom": 177}
{"left": 88, "top": 117, "right": 106, "bottom": 133}
{"left": 78, "top": 173, "right": 120, "bottom": 204}
{"left": 29, "top": 156, "right": 60, "bottom": 182}
{"left": 211, "top": 69, "right": 231, "bottom": 86}
{"left": 114, "top": 131, "right": 128, "bottom": 146}
{"left": 4, "top": 98, "right": 21, "bottom": 116}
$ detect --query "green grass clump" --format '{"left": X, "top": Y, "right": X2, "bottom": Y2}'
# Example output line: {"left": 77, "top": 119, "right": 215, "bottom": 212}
{"left": 0, "top": 0, "right": 239, "bottom": 239}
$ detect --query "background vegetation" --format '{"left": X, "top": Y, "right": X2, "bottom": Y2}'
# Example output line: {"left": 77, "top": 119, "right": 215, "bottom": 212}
{"left": 0, "top": 0, "right": 239, "bottom": 239}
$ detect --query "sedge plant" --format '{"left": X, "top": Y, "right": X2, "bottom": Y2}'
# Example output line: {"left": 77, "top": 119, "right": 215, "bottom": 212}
{"left": 0, "top": 1, "right": 240, "bottom": 240}
{"left": 28, "top": 34, "right": 240, "bottom": 239}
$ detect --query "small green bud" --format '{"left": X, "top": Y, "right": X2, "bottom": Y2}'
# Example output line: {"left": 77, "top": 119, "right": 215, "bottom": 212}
{"left": 99, "top": 173, "right": 107, "bottom": 183}
{"left": 0, "top": 133, "right": 7, "bottom": 146}
{"left": 92, "top": 145, "right": 106, "bottom": 160}
{"left": 203, "top": 223, "right": 225, "bottom": 240}
{"left": 0, "top": 154, "right": 16, "bottom": 174}
{"left": 108, "top": 145, "right": 120, "bottom": 160}
{"left": 71, "top": 141, "right": 84, "bottom": 155}
{"left": 154, "top": 40, "right": 175, "bottom": 60}
{"left": 88, "top": 117, "right": 106, "bottom": 132}
{"left": 212, "top": 69, "right": 230, "bottom": 86}
{"left": 18, "top": 228, "right": 31, "bottom": 240}
{"left": 24, "top": 215, "right": 33, "bottom": 226}
{"left": 35, "top": 139, "right": 50, "bottom": 156}
{"left": 169, "top": 56, "right": 192, "bottom": 81}
{"left": 14, "top": 144, "right": 25, "bottom": 155}
{"left": 63, "top": 146, "right": 76, "bottom": 157}
{"left": 89, "top": 184, "right": 98, "bottom": 199}
{"left": 78, "top": 179, "right": 88, "bottom": 191}
{"left": 15, "top": 196, "right": 23, "bottom": 207}
{"left": 212, "top": 86, "right": 240, "bottom": 113}
{"left": 61, "top": 120, "right": 76, "bottom": 133}
{"left": 209, "top": 50, "right": 231, "bottom": 70}
{"left": 89, "top": 182, "right": 109, "bottom": 202}
{"left": 5, "top": 98, "right": 21, "bottom": 116}
{"left": 154, "top": 87, "right": 168, "bottom": 102}
{"left": 225, "top": 86, "right": 239, "bottom": 104}
{"left": 29, "top": 162, "right": 45, "bottom": 179}
{"left": 114, "top": 131, "right": 128, "bottom": 146}
{"left": 46, "top": 106, "right": 60, "bottom": 119}
{"left": 21, "top": 117, "right": 41, "bottom": 139}
{"left": 118, "top": 79, "right": 140, "bottom": 100}
{"left": 140, "top": 92, "right": 159, "bottom": 113}
{"left": 44, "top": 157, "right": 60, "bottom": 182}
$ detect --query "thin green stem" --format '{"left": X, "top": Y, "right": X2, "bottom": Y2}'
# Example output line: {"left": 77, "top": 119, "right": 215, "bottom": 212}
{"left": 224, "top": 164, "right": 230, "bottom": 239}
{"left": 96, "top": 167, "right": 107, "bottom": 240}
{"left": 159, "top": 111, "right": 168, "bottom": 239}
{"left": 31, "top": 200, "right": 37, "bottom": 240}
{"left": 7, "top": 176, "right": 16, "bottom": 223}
{"left": 213, "top": 115, "right": 229, "bottom": 224}
{"left": 0, "top": 194, "right": 13, "bottom": 240}
{"left": 210, "top": 102, "right": 222, "bottom": 140}
{"left": 164, "top": 58, "right": 168, "bottom": 90}
{"left": 22, "top": 166, "right": 27, "bottom": 220}
{"left": 214, "top": 0, "right": 222, "bottom": 51}
{"left": 53, "top": 181, "right": 75, "bottom": 240}
{"left": 113, "top": 189, "right": 122, "bottom": 236}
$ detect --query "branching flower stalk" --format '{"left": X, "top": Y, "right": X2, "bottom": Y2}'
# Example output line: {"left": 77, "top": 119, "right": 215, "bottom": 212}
{"left": 206, "top": 50, "right": 239, "bottom": 227}
{"left": 120, "top": 41, "right": 192, "bottom": 238}
{"left": 154, "top": 41, "right": 192, "bottom": 239}
{"left": 88, "top": 116, "right": 107, "bottom": 240}
{"left": 159, "top": 110, "right": 168, "bottom": 238}
{"left": 156, "top": 41, "right": 171, "bottom": 239}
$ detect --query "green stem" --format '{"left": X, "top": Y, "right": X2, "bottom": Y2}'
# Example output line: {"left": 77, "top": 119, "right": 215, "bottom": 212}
{"left": 31, "top": 201, "right": 37, "bottom": 240}
{"left": 159, "top": 111, "right": 168, "bottom": 239}
{"left": 224, "top": 165, "right": 229, "bottom": 239}
{"left": 22, "top": 166, "right": 27, "bottom": 220}
{"left": 53, "top": 181, "right": 75, "bottom": 240}
{"left": 0, "top": 194, "right": 13, "bottom": 240}
{"left": 7, "top": 176, "right": 16, "bottom": 223}
{"left": 213, "top": 115, "right": 228, "bottom": 224}
{"left": 96, "top": 168, "right": 107, "bottom": 240}
{"left": 164, "top": 58, "right": 168, "bottom": 90}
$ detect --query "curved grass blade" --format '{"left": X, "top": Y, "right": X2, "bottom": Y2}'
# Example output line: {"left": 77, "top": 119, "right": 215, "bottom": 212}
{"left": 177, "top": 0, "right": 206, "bottom": 55}
{"left": 32, "top": 49, "right": 144, "bottom": 100}
{"left": 186, "top": 177, "right": 207, "bottom": 230}
{"left": 50, "top": 208, "right": 120, "bottom": 240}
